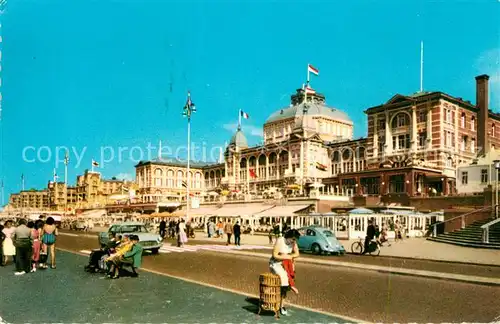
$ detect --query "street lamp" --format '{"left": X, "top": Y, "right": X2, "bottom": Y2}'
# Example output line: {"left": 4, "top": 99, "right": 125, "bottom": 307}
{"left": 182, "top": 91, "right": 196, "bottom": 222}
{"left": 494, "top": 160, "right": 500, "bottom": 218}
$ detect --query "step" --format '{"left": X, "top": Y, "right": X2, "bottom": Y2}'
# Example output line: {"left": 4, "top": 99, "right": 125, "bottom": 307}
{"left": 436, "top": 234, "right": 500, "bottom": 243}
{"left": 427, "top": 237, "right": 500, "bottom": 249}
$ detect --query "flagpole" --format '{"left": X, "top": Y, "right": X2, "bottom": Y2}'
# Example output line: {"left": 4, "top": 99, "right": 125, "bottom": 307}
{"left": 183, "top": 91, "right": 196, "bottom": 223}
{"left": 238, "top": 109, "right": 242, "bottom": 130}
{"left": 307, "top": 64, "right": 310, "bottom": 84}
{"left": 420, "top": 41, "right": 424, "bottom": 92}
{"left": 65, "top": 151, "right": 68, "bottom": 216}
{"left": 91, "top": 161, "right": 94, "bottom": 173}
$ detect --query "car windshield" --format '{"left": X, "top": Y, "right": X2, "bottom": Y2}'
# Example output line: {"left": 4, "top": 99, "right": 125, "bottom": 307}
{"left": 120, "top": 225, "right": 148, "bottom": 233}
{"left": 322, "top": 230, "right": 335, "bottom": 237}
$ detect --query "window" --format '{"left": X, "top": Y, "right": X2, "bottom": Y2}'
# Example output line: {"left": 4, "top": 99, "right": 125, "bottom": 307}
{"left": 418, "top": 133, "right": 427, "bottom": 147}
{"left": 461, "top": 136, "right": 468, "bottom": 151}
{"left": 446, "top": 109, "right": 452, "bottom": 123}
{"left": 492, "top": 124, "right": 496, "bottom": 138}
{"left": 461, "top": 171, "right": 468, "bottom": 185}
{"left": 389, "top": 174, "right": 405, "bottom": 193}
{"left": 360, "top": 177, "right": 380, "bottom": 195}
{"left": 392, "top": 113, "right": 410, "bottom": 128}
{"left": 471, "top": 139, "right": 475, "bottom": 153}
{"left": 378, "top": 136, "right": 385, "bottom": 152}
{"left": 306, "top": 229, "right": 316, "bottom": 236}
{"left": 481, "top": 169, "right": 488, "bottom": 184}
{"left": 471, "top": 117, "right": 475, "bottom": 131}
{"left": 378, "top": 119, "right": 386, "bottom": 130}
{"left": 461, "top": 113, "right": 465, "bottom": 128}
{"left": 417, "top": 111, "right": 427, "bottom": 123}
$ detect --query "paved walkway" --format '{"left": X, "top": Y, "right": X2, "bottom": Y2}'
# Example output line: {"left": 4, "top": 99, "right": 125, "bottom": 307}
{"left": 0, "top": 251, "right": 354, "bottom": 323}
{"left": 192, "top": 234, "right": 500, "bottom": 266}
{"left": 64, "top": 229, "right": 500, "bottom": 265}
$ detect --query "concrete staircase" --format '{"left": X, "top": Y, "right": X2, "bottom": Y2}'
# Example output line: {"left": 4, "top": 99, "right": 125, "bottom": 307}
{"left": 428, "top": 218, "right": 500, "bottom": 249}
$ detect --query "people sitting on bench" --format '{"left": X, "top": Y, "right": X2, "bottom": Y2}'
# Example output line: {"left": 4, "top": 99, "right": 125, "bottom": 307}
{"left": 106, "top": 235, "right": 142, "bottom": 279}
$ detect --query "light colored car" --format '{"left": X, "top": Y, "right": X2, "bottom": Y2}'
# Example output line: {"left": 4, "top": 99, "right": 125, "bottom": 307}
{"left": 297, "top": 226, "right": 345, "bottom": 255}
{"left": 98, "top": 222, "right": 163, "bottom": 254}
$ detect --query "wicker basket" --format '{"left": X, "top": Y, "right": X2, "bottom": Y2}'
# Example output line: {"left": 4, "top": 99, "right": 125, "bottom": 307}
{"left": 258, "top": 273, "right": 281, "bottom": 318}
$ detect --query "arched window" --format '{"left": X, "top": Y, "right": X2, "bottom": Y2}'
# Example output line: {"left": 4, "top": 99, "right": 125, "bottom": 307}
{"left": 391, "top": 113, "right": 410, "bottom": 128}
{"left": 167, "top": 170, "right": 174, "bottom": 187}
{"left": 154, "top": 168, "right": 162, "bottom": 187}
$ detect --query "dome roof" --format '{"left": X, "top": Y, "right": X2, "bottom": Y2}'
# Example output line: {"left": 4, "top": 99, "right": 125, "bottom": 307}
{"left": 229, "top": 129, "right": 248, "bottom": 148}
{"left": 265, "top": 102, "right": 352, "bottom": 125}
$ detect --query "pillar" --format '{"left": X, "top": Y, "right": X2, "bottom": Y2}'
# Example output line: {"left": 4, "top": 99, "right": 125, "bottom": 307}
{"left": 411, "top": 106, "right": 418, "bottom": 152}
{"left": 373, "top": 114, "right": 379, "bottom": 156}
{"left": 385, "top": 111, "right": 392, "bottom": 154}
{"left": 426, "top": 102, "right": 433, "bottom": 149}
{"left": 265, "top": 155, "right": 269, "bottom": 180}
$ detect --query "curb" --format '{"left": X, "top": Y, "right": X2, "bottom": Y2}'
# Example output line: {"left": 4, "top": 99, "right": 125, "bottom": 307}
{"left": 215, "top": 250, "right": 500, "bottom": 287}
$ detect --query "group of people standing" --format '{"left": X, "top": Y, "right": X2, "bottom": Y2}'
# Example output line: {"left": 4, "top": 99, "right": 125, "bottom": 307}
{"left": 0, "top": 217, "right": 58, "bottom": 275}
{"left": 158, "top": 219, "right": 190, "bottom": 247}
{"left": 206, "top": 219, "right": 242, "bottom": 246}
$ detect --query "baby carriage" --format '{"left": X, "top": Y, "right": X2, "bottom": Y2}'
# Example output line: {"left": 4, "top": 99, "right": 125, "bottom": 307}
{"left": 84, "top": 249, "right": 109, "bottom": 273}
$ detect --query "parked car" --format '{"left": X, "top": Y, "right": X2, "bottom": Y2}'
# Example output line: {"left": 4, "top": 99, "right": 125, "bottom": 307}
{"left": 98, "top": 222, "right": 163, "bottom": 254}
{"left": 297, "top": 226, "right": 345, "bottom": 255}
{"left": 71, "top": 221, "right": 86, "bottom": 231}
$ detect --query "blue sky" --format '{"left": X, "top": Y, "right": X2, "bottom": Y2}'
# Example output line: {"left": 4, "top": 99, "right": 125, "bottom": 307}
{"left": 1, "top": 0, "right": 499, "bottom": 201}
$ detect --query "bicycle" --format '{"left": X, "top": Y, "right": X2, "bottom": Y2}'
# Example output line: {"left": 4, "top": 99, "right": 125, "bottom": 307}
{"left": 350, "top": 237, "right": 381, "bottom": 256}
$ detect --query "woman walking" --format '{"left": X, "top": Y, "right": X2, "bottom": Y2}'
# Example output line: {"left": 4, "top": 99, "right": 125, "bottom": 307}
{"left": 269, "top": 229, "right": 300, "bottom": 316}
{"left": 177, "top": 219, "right": 188, "bottom": 247}
{"left": 40, "top": 217, "right": 58, "bottom": 269}
{"left": 2, "top": 220, "right": 16, "bottom": 265}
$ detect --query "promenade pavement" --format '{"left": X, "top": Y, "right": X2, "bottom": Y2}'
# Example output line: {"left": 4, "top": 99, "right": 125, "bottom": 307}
{"left": 0, "top": 251, "right": 352, "bottom": 323}
{"left": 52, "top": 234, "right": 500, "bottom": 323}
{"left": 66, "top": 228, "right": 500, "bottom": 266}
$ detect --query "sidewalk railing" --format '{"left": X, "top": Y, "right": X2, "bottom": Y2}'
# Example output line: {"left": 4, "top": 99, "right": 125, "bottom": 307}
{"left": 481, "top": 217, "right": 500, "bottom": 243}
{"left": 431, "top": 206, "right": 492, "bottom": 237}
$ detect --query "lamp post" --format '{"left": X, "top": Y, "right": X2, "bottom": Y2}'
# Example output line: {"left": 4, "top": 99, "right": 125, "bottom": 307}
{"left": 182, "top": 91, "right": 196, "bottom": 222}
{"left": 494, "top": 160, "right": 500, "bottom": 218}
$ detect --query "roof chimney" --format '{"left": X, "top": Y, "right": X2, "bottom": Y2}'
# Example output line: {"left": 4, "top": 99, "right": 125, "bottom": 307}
{"left": 476, "top": 74, "right": 490, "bottom": 154}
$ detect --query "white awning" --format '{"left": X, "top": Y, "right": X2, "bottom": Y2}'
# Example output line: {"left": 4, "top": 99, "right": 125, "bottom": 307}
{"left": 214, "top": 204, "right": 274, "bottom": 217}
{"left": 189, "top": 206, "right": 220, "bottom": 216}
{"left": 254, "top": 205, "right": 311, "bottom": 217}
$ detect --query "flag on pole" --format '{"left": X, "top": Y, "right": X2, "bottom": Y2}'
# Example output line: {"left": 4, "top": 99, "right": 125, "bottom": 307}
{"left": 92, "top": 159, "right": 99, "bottom": 167}
{"left": 240, "top": 110, "right": 249, "bottom": 119}
{"left": 182, "top": 181, "right": 187, "bottom": 188}
{"left": 308, "top": 64, "right": 319, "bottom": 76}
{"left": 64, "top": 151, "right": 69, "bottom": 165}
{"left": 249, "top": 169, "right": 257, "bottom": 178}
{"left": 53, "top": 169, "right": 59, "bottom": 181}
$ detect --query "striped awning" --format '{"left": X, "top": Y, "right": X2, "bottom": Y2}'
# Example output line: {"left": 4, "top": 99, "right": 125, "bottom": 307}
{"left": 254, "top": 205, "right": 311, "bottom": 217}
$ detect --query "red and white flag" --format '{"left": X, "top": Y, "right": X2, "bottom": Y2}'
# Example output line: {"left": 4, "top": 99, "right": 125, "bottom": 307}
{"left": 308, "top": 64, "right": 319, "bottom": 76}
{"left": 305, "top": 86, "right": 316, "bottom": 94}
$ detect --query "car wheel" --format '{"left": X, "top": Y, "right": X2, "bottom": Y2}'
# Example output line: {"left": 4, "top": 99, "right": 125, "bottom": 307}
{"left": 151, "top": 248, "right": 159, "bottom": 254}
{"left": 311, "top": 243, "right": 322, "bottom": 255}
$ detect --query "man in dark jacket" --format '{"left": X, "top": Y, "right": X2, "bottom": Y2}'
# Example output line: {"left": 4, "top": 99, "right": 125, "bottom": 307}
{"left": 159, "top": 220, "right": 166, "bottom": 238}
{"left": 233, "top": 221, "right": 241, "bottom": 246}
{"left": 362, "top": 219, "right": 376, "bottom": 254}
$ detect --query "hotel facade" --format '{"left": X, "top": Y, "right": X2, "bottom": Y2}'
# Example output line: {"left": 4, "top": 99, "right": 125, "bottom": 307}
{"left": 134, "top": 74, "right": 496, "bottom": 205}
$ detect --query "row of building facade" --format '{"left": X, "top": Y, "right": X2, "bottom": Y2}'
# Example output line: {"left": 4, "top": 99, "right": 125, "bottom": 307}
{"left": 6, "top": 74, "right": 498, "bottom": 212}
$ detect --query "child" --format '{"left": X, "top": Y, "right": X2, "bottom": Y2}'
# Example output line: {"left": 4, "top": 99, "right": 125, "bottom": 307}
{"left": 281, "top": 254, "right": 298, "bottom": 294}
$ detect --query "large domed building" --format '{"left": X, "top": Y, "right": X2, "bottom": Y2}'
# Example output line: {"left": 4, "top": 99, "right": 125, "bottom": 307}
{"left": 223, "top": 86, "right": 358, "bottom": 195}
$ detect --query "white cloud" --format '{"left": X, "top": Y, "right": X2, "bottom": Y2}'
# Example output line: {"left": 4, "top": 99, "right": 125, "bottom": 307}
{"left": 476, "top": 48, "right": 500, "bottom": 104}
{"left": 222, "top": 123, "right": 263, "bottom": 137}
{"left": 115, "top": 172, "right": 134, "bottom": 181}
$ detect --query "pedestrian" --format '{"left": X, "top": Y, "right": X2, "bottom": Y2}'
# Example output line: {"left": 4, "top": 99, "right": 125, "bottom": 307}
{"left": 233, "top": 221, "right": 241, "bottom": 246}
{"left": 0, "top": 224, "right": 5, "bottom": 266}
{"left": 40, "top": 217, "right": 58, "bottom": 269}
{"left": 2, "top": 220, "right": 16, "bottom": 265}
{"left": 269, "top": 229, "right": 300, "bottom": 316}
{"left": 177, "top": 219, "right": 187, "bottom": 247}
{"left": 28, "top": 221, "right": 42, "bottom": 272}
{"left": 13, "top": 219, "right": 32, "bottom": 275}
{"left": 159, "top": 220, "right": 166, "bottom": 238}
{"left": 224, "top": 221, "right": 233, "bottom": 246}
